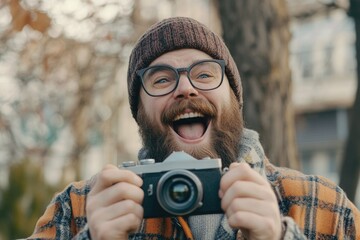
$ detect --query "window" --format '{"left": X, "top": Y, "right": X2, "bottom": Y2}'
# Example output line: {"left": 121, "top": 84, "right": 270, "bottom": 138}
{"left": 298, "top": 50, "right": 313, "bottom": 79}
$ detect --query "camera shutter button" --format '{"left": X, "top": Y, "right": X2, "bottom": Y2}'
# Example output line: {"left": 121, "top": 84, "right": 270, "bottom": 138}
{"left": 122, "top": 161, "right": 136, "bottom": 167}
{"left": 140, "top": 159, "right": 155, "bottom": 165}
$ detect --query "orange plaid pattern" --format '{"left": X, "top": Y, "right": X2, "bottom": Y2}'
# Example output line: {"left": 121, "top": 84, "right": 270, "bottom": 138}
{"left": 266, "top": 161, "right": 360, "bottom": 239}
{"left": 27, "top": 162, "right": 360, "bottom": 240}
{"left": 27, "top": 129, "right": 360, "bottom": 239}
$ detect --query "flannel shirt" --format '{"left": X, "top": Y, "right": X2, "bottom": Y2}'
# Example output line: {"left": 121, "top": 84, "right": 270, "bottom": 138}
{"left": 28, "top": 129, "right": 360, "bottom": 239}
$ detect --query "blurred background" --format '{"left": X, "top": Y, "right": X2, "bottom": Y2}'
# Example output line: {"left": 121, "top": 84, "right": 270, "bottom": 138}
{"left": 0, "top": 0, "right": 359, "bottom": 239}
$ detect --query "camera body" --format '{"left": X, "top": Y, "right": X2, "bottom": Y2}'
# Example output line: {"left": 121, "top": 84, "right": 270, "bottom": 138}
{"left": 121, "top": 151, "right": 224, "bottom": 218}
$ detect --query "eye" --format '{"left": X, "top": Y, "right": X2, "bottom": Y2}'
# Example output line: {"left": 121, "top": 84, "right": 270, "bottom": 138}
{"left": 190, "top": 62, "right": 218, "bottom": 82}
{"left": 150, "top": 75, "right": 176, "bottom": 89}
{"left": 143, "top": 67, "right": 176, "bottom": 89}
{"left": 193, "top": 72, "right": 216, "bottom": 82}
{"left": 197, "top": 73, "right": 212, "bottom": 79}
{"left": 154, "top": 77, "right": 171, "bottom": 85}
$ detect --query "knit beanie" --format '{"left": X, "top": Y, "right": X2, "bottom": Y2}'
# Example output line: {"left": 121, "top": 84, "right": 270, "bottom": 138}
{"left": 127, "top": 17, "right": 242, "bottom": 120}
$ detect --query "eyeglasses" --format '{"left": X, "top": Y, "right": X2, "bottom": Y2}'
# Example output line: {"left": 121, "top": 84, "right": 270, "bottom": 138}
{"left": 136, "top": 59, "right": 225, "bottom": 97}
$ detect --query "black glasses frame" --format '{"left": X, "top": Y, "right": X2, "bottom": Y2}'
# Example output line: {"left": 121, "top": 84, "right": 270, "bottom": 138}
{"left": 136, "top": 59, "right": 226, "bottom": 97}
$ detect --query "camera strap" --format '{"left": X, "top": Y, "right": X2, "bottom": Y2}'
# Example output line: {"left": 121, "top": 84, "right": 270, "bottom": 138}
{"left": 176, "top": 217, "right": 194, "bottom": 240}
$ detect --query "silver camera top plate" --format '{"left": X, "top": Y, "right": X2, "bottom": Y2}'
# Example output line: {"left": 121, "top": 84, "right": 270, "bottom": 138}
{"left": 122, "top": 151, "right": 222, "bottom": 175}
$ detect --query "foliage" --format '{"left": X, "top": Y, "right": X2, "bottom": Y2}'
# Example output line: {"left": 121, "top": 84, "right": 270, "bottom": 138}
{"left": 0, "top": 0, "right": 151, "bottom": 238}
{"left": 0, "top": 0, "right": 142, "bottom": 181}
{"left": 0, "top": 159, "right": 61, "bottom": 239}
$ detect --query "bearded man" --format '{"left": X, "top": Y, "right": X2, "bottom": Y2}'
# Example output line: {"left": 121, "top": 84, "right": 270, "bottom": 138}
{"left": 28, "top": 17, "right": 359, "bottom": 240}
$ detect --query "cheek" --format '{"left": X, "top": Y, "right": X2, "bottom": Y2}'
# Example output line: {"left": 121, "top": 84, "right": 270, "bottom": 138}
{"left": 218, "top": 83, "right": 233, "bottom": 110}
{"left": 139, "top": 91, "right": 167, "bottom": 123}
{"left": 206, "top": 88, "right": 232, "bottom": 113}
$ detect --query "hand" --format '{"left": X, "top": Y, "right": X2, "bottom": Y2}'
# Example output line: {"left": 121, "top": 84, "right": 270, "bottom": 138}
{"left": 219, "top": 162, "right": 281, "bottom": 240}
{"left": 86, "top": 164, "right": 144, "bottom": 240}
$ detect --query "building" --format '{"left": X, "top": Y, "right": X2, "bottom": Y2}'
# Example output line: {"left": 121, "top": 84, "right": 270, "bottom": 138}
{"left": 288, "top": 1, "right": 359, "bottom": 204}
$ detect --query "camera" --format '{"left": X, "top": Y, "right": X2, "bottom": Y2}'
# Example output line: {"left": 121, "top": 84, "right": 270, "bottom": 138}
{"left": 121, "top": 151, "right": 225, "bottom": 218}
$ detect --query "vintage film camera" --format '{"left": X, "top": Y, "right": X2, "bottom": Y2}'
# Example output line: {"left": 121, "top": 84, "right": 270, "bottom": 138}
{"left": 121, "top": 151, "right": 225, "bottom": 218}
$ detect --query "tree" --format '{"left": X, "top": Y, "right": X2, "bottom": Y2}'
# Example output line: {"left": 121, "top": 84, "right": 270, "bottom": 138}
{"left": 0, "top": 0, "right": 146, "bottom": 238}
{"left": 218, "top": 0, "right": 299, "bottom": 168}
{"left": 339, "top": 0, "right": 360, "bottom": 202}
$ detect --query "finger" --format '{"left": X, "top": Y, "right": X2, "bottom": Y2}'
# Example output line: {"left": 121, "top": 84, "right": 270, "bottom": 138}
{"left": 90, "top": 213, "right": 143, "bottom": 240}
{"left": 106, "top": 213, "right": 143, "bottom": 237}
{"left": 229, "top": 162, "right": 241, "bottom": 169}
{"left": 90, "top": 199, "right": 143, "bottom": 224}
{"left": 224, "top": 198, "right": 277, "bottom": 219}
{"left": 88, "top": 182, "right": 144, "bottom": 210}
{"left": 90, "top": 166, "right": 143, "bottom": 195}
{"left": 220, "top": 181, "right": 276, "bottom": 210}
{"left": 220, "top": 162, "right": 268, "bottom": 194}
{"left": 227, "top": 211, "right": 280, "bottom": 239}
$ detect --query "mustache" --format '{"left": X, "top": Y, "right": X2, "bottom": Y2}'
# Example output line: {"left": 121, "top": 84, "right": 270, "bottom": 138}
{"left": 161, "top": 98, "right": 217, "bottom": 125}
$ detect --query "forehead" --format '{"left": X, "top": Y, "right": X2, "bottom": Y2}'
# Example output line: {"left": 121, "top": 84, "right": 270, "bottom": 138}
{"left": 149, "top": 48, "right": 214, "bottom": 67}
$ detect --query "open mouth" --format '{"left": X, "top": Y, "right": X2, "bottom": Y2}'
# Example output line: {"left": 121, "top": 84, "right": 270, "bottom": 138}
{"left": 171, "top": 112, "right": 210, "bottom": 140}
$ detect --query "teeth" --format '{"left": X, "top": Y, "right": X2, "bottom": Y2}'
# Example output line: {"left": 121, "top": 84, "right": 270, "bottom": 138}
{"left": 174, "top": 112, "right": 204, "bottom": 121}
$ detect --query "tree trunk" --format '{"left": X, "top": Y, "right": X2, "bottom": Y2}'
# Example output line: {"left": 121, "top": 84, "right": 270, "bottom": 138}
{"left": 339, "top": 0, "right": 360, "bottom": 202}
{"left": 218, "top": 0, "right": 299, "bottom": 169}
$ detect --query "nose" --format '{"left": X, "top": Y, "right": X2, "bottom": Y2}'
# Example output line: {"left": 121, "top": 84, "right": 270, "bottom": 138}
{"left": 173, "top": 74, "right": 199, "bottom": 99}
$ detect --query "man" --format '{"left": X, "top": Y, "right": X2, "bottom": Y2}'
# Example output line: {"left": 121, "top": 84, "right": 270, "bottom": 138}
{"left": 28, "top": 17, "right": 359, "bottom": 239}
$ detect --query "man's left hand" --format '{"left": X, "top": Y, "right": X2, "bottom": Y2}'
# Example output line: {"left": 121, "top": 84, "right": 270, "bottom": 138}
{"left": 219, "top": 162, "right": 282, "bottom": 240}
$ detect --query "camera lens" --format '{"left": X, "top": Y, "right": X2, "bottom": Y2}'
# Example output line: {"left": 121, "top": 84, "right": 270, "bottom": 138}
{"left": 157, "top": 170, "right": 203, "bottom": 216}
{"left": 169, "top": 180, "right": 191, "bottom": 203}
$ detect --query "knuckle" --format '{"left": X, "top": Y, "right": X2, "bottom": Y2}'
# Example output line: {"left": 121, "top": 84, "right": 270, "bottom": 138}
{"left": 115, "top": 181, "right": 127, "bottom": 191}
{"left": 231, "top": 198, "right": 241, "bottom": 211}
{"left": 123, "top": 199, "right": 138, "bottom": 211}
{"left": 264, "top": 188, "right": 277, "bottom": 201}
{"left": 232, "top": 181, "right": 243, "bottom": 192}
{"left": 138, "top": 189, "right": 145, "bottom": 203}
{"left": 126, "top": 213, "right": 141, "bottom": 226}
{"left": 127, "top": 213, "right": 138, "bottom": 221}
{"left": 228, "top": 212, "right": 244, "bottom": 227}
{"left": 98, "top": 170, "right": 111, "bottom": 183}
{"left": 221, "top": 199, "right": 227, "bottom": 211}
{"left": 240, "top": 163, "right": 252, "bottom": 175}
{"left": 263, "top": 218, "right": 276, "bottom": 232}
{"left": 91, "top": 222, "right": 106, "bottom": 239}
{"left": 234, "top": 212, "right": 244, "bottom": 223}
{"left": 219, "top": 178, "right": 227, "bottom": 191}
{"left": 96, "top": 225, "right": 110, "bottom": 240}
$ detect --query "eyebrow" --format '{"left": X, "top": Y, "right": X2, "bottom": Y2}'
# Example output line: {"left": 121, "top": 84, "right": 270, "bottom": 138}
{"left": 149, "top": 58, "right": 213, "bottom": 68}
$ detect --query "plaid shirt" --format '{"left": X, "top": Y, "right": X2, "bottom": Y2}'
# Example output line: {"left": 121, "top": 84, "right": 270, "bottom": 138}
{"left": 28, "top": 129, "right": 360, "bottom": 239}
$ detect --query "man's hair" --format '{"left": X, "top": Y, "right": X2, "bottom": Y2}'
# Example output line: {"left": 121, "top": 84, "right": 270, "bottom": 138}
{"left": 127, "top": 17, "right": 242, "bottom": 121}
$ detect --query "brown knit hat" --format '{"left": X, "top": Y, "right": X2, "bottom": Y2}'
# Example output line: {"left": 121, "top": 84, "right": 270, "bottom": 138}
{"left": 127, "top": 17, "right": 242, "bottom": 120}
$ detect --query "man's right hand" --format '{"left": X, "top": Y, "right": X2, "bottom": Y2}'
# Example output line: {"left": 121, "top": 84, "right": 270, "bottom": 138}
{"left": 86, "top": 164, "right": 144, "bottom": 240}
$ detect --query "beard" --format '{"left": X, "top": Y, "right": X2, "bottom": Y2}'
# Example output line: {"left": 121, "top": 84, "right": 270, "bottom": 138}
{"left": 136, "top": 92, "right": 244, "bottom": 168}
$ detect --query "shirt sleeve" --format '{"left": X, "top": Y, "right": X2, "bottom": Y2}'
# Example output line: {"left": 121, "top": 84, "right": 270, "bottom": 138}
{"left": 266, "top": 161, "right": 360, "bottom": 239}
{"left": 72, "top": 224, "right": 92, "bottom": 240}
{"left": 281, "top": 216, "right": 307, "bottom": 240}
{"left": 343, "top": 198, "right": 360, "bottom": 239}
{"left": 280, "top": 196, "right": 360, "bottom": 240}
{"left": 27, "top": 180, "right": 91, "bottom": 239}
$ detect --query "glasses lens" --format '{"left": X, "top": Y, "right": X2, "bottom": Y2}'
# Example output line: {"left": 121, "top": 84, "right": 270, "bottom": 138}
{"left": 142, "top": 66, "right": 177, "bottom": 96}
{"left": 189, "top": 61, "right": 223, "bottom": 90}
